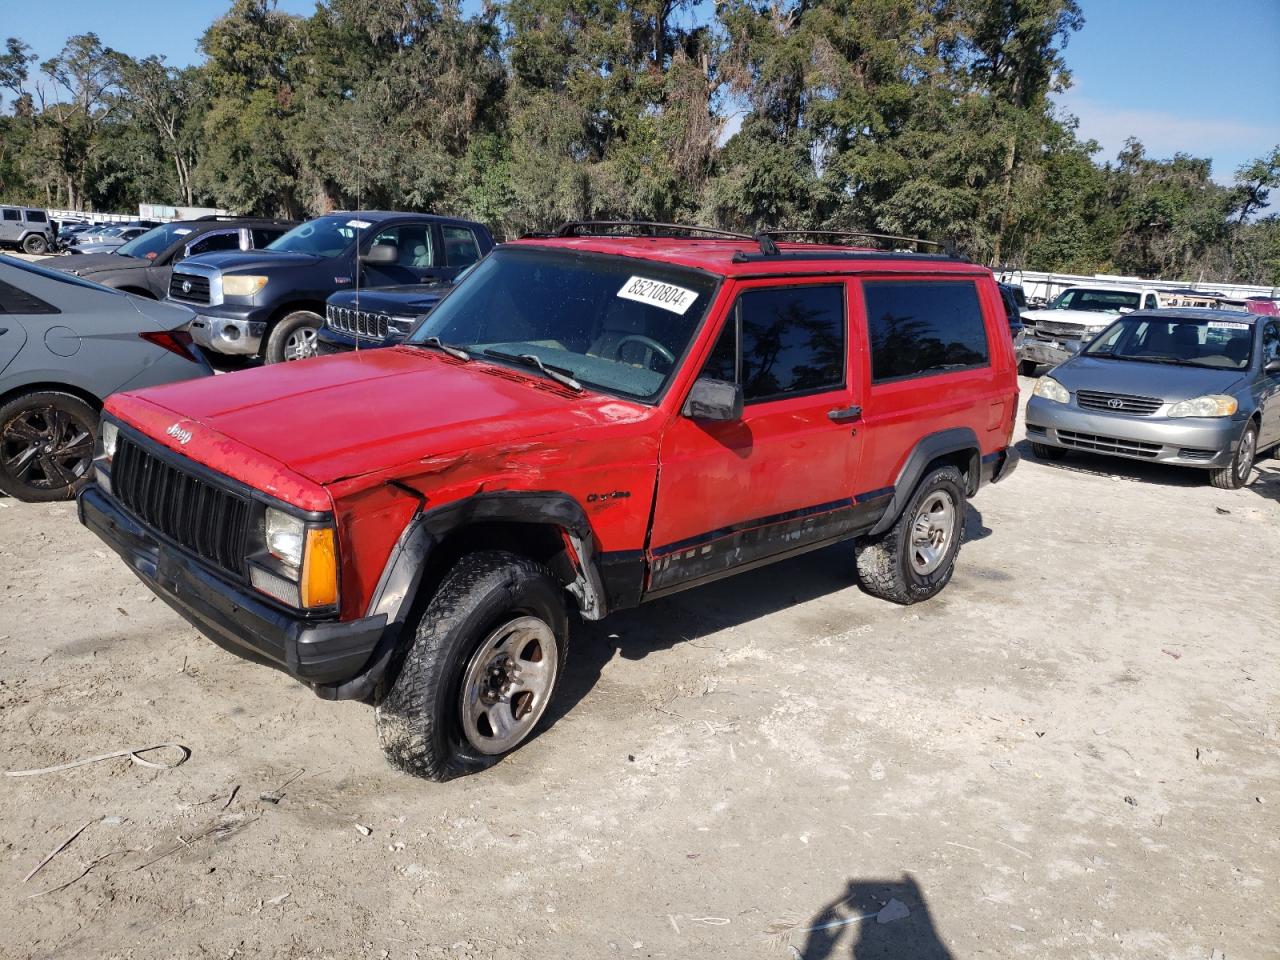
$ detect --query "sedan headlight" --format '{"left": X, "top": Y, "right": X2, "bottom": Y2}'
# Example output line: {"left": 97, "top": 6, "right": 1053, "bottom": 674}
{"left": 100, "top": 420, "right": 119, "bottom": 461}
{"left": 1033, "top": 377, "right": 1070, "bottom": 404}
{"left": 1167, "top": 395, "right": 1238, "bottom": 418}
{"left": 222, "top": 275, "right": 268, "bottom": 298}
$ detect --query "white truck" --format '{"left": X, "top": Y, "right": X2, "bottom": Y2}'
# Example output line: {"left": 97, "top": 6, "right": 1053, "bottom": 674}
{"left": 1018, "top": 285, "right": 1164, "bottom": 375}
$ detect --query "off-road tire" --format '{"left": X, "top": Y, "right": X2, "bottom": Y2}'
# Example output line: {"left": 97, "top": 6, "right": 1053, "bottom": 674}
{"left": 375, "top": 551, "right": 569, "bottom": 781}
{"left": 855, "top": 465, "right": 966, "bottom": 605}
{"left": 1209, "top": 421, "right": 1257, "bottom": 490}
{"left": 1018, "top": 359, "right": 1038, "bottom": 377}
{"left": 1030, "top": 441, "right": 1067, "bottom": 461}
{"left": 0, "top": 390, "right": 97, "bottom": 502}
{"left": 22, "top": 234, "right": 48, "bottom": 255}
{"left": 263, "top": 310, "right": 323, "bottom": 364}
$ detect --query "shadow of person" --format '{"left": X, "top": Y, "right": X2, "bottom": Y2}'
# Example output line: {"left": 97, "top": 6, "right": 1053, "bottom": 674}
{"left": 795, "top": 873, "right": 954, "bottom": 960}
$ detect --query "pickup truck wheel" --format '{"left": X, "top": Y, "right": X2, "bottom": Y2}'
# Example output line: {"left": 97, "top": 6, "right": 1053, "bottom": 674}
{"left": 1030, "top": 441, "right": 1067, "bottom": 461}
{"left": 854, "top": 466, "right": 965, "bottom": 605}
{"left": 375, "top": 551, "right": 569, "bottom": 781}
{"left": 0, "top": 391, "right": 97, "bottom": 502}
{"left": 1018, "top": 359, "right": 1038, "bottom": 376}
{"left": 264, "top": 311, "right": 322, "bottom": 363}
{"left": 22, "top": 234, "right": 48, "bottom": 255}
{"left": 1209, "top": 422, "right": 1257, "bottom": 490}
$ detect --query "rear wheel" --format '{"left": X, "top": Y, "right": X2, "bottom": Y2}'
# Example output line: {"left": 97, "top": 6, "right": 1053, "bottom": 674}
{"left": 1018, "top": 359, "right": 1038, "bottom": 377}
{"left": 1210, "top": 422, "right": 1257, "bottom": 490}
{"left": 0, "top": 391, "right": 97, "bottom": 502}
{"left": 1031, "top": 441, "right": 1067, "bottom": 461}
{"left": 22, "top": 234, "right": 48, "bottom": 255}
{"left": 855, "top": 466, "right": 965, "bottom": 605}
{"left": 264, "top": 310, "right": 323, "bottom": 363}
{"left": 375, "top": 551, "right": 569, "bottom": 781}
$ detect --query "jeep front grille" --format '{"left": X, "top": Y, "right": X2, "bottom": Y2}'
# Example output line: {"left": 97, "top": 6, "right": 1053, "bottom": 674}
{"left": 326, "top": 304, "right": 391, "bottom": 340}
{"left": 1057, "top": 430, "right": 1161, "bottom": 459}
{"left": 169, "top": 272, "right": 211, "bottom": 305}
{"left": 1076, "top": 390, "right": 1163, "bottom": 416}
{"left": 112, "top": 436, "right": 250, "bottom": 576}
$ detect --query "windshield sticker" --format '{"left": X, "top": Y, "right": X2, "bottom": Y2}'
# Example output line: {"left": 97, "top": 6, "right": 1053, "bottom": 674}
{"left": 345, "top": 219, "right": 372, "bottom": 230}
{"left": 1208, "top": 321, "right": 1248, "bottom": 330}
{"left": 617, "top": 276, "right": 699, "bottom": 315}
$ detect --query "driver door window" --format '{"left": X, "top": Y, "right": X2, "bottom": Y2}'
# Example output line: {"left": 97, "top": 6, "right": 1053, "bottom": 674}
{"left": 364, "top": 223, "right": 439, "bottom": 282}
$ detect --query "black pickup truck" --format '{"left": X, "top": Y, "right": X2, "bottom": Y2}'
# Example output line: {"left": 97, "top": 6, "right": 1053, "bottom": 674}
{"left": 167, "top": 211, "right": 493, "bottom": 363}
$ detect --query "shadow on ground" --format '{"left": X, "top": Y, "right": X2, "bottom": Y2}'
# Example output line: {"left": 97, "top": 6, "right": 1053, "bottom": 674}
{"left": 785, "top": 873, "right": 954, "bottom": 959}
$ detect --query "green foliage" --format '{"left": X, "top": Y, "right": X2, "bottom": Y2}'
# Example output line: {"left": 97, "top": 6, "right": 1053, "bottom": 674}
{"left": 0, "top": 3, "right": 1273, "bottom": 287}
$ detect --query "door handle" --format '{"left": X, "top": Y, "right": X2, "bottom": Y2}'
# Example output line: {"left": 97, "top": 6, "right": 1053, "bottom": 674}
{"left": 827, "top": 405, "right": 862, "bottom": 422}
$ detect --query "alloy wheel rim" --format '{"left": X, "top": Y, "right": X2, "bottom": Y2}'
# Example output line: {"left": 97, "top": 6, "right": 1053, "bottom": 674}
{"left": 459, "top": 616, "right": 558, "bottom": 756}
{"left": 1237, "top": 429, "right": 1256, "bottom": 481}
{"left": 0, "top": 406, "right": 93, "bottom": 491}
{"left": 283, "top": 327, "right": 318, "bottom": 361}
{"left": 909, "top": 490, "right": 955, "bottom": 575}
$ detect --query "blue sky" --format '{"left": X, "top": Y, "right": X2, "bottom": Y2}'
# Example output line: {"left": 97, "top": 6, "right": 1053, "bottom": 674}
{"left": 7, "top": 0, "right": 1279, "bottom": 186}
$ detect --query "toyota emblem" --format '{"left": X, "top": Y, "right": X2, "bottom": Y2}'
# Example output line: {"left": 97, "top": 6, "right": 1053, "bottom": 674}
{"left": 1107, "top": 398, "right": 1123, "bottom": 409}
{"left": 181, "top": 280, "right": 192, "bottom": 294}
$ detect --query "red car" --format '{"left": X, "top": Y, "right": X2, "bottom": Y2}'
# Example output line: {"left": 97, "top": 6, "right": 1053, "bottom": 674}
{"left": 79, "top": 224, "right": 1019, "bottom": 779}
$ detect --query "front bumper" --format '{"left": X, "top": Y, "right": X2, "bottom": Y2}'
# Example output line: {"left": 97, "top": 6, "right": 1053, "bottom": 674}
{"left": 1021, "top": 334, "right": 1083, "bottom": 368}
{"left": 188, "top": 310, "right": 267, "bottom": 356}
{"left": 1025, "top": 397, "right": 1241, "bottom": 467}
{"left": 78, "top": 485, "right": 388, "bottom": 693}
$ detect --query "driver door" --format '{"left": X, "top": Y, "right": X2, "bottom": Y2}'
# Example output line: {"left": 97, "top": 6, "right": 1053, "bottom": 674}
{"left": 647, "top": 278, "right": 864, "bottom": 594}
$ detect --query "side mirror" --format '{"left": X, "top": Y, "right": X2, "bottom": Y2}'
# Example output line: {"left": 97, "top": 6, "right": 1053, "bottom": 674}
{"left": 360, "top": 242, "right": 398, "bottom": 265}
{"left": 1265, "top": 358, "right": 1280, "bottom": 375}
{"left": 682, "top": 377, "right": 743, "bottom": 421}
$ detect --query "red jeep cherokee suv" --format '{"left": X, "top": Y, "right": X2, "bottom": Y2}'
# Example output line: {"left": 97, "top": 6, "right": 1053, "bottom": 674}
{"left": 79, "top": 224, "right": 1018, "bottom": 780}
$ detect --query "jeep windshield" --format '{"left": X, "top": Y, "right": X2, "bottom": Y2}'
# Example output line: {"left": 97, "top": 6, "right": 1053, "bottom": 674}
{"left": 1050, "top": 289, "right": 1141, "bottom": 313}
{"left": 1085, "top": 315, "right": 1254, "bottom": 370}
{"left": 266, "top": 215, "right": 360, "bottom": 257}
{"left": 409, "top": 246, "right": 718, "bottom": 401}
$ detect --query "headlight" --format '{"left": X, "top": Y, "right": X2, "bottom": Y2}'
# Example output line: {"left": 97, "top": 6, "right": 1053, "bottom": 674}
{"left": 1085, "top": 324, "right": 1109, "bottom": 337}
{"left": 100, "top": 420, "right": 118, "bottom": 461}
{"left": 222, "top": 275, "right": 268, "bottom": 298}
{"left": 265, "top": 508, "right": 305, "bottom": 567}
{"left": 1033, "top": 377, "right": 1070, "bottom": 403}
{"left": 1167, "top": 395, "right": 1238, "bottom": 418}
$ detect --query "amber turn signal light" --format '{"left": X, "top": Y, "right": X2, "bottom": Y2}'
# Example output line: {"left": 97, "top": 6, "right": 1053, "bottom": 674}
{"left": 300, "top": 527, "right": 338, "bottom": 608}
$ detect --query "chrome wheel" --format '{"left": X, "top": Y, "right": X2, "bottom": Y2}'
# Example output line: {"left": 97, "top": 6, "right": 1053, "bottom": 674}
{"left": 459, "top": 616, "right": 558, "bottom": 756}
{"left": 908, "top": 490, "right": 955, "bottom": 575}
{"left": 1236, "top": 427, "right": 1256, "bottom": 482}
{"left": 1, "top": 404, "right": 94, "bottom": 493}
{"left": 283, "top": 326, "right": 318, "bottom": 361}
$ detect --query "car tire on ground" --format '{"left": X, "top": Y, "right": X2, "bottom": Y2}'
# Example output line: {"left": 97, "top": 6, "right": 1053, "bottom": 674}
{"left": 375, "top": 550, "right": 570, "bottom": 781}
{"left": 1209, "top": 421, "right": 1257, "bottom": 490}
{"left": 1030, "top": 441, "right": 1068, "bottom": 461}
{"left": 22, "top": 234, "right": 48, "bottom": 255}
{"left": 0, "top": 390, "right": 97, "bottom": 502}
{"left": 264, "top": 310, "right": 323, "bottom": 363}
{"left": 1018, "top": 359, "right": 1038, "bottom": 377}
{"left": 855, "top": 465, "right": 966, "bottom": 605}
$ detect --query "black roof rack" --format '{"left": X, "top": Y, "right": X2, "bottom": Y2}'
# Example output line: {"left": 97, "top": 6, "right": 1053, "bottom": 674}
{"left": 734, "top": 229, "right": 963, "bottom": 263}
{"left": 554, "top": 220, "right": 758, "bottom": 242}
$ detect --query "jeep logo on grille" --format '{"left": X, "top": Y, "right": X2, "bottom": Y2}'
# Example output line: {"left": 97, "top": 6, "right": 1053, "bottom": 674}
{"left": 166, "top": 423, "right": 192, "bottom": 445}
{"left": 181, "top": 280, "right": 192, "bottom": 294}
{"left": 1107, "top": 398, "right": 1124, "bottom": 409}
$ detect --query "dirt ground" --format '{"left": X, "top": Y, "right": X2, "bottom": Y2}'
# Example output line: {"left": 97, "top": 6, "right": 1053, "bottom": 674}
{"left": 1, "top": 383, "right": 1278, "bottom": 960}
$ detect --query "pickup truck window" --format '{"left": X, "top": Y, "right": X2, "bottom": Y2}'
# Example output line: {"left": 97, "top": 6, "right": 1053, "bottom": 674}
{"left": 1051, "top": 288, "right": 1141, "bottom": 312}
{"left": 369, "top": 223, "right": 434, "bottom": 268}
{"left": 267, "top": 214, "right": 358, "bottom": 257}
{"left": 118, "top": 223, "right": 184, "bottom": 259}
{"left": 412, "top": 246, "right": 717, "bottom": 401}
{"left": 865, "top": 280, "right": 989, "bottom": 383}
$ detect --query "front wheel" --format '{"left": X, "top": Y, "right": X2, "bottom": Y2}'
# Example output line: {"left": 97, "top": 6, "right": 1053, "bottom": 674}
{"left": 375, "top": 551, "right": 569, "bottom": 781}
{"left": 22, "top": 234, "right": 48, "bottom": 255}
{"left": 0, "top": 391, "right": 97, "bottom": 502}
{"left": 264, "top": 310, "right": 323, "bottom": 363}
{"left": 855, "top": 465, "right": 966, "bottom": 605}
{"left": 1209, "top": 422, "right": 1257, "bottom": 490}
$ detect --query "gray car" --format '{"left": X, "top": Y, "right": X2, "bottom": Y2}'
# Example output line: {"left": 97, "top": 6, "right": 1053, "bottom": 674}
{"left": 0, "top": 255, "right": 214, "bottom": 502}
{"left": 1025, "top": 308, "right": 1280, "bottom": 489}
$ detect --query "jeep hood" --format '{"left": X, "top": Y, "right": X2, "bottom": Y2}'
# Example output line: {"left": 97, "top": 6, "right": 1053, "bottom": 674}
{"left": 110, "top": 347, "right": 651, "bottom": 488}
{"left": 1053, "top": 355, "right": 1246, "bottom": 402}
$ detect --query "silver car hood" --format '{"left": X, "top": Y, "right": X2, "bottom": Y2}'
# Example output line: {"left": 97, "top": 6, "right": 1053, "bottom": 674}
{"left": 1053, "top": 355, "right": 1247, "bottom": 403}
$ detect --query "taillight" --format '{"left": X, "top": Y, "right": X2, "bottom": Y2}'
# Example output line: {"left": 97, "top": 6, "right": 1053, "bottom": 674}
{"left": 140, "top": 330, "right": 202, "bottom": 363}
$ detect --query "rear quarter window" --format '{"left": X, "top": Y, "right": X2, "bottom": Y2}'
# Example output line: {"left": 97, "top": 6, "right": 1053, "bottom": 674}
{"left": 24, "top": 210, "right": 47, "bottom": 223}
{"left": 864, "top": 280, "right": 990, "bottom": 382}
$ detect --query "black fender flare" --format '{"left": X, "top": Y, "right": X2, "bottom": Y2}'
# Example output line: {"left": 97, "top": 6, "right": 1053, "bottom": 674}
{"left": 868, "top": 427, "right": 980, "bottom": 536}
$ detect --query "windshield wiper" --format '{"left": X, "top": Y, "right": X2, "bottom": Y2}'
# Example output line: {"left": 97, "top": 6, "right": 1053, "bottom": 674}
{"left": 483, "top": 349, "right": 583, "bottom": 391}
{"left": 417, "top": 336, "right": 471, "bottom": 361}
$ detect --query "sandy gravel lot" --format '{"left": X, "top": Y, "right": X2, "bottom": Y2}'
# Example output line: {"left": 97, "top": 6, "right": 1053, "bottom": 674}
{"left": 2, "top": 383, "right": 1278, "bottom": 960}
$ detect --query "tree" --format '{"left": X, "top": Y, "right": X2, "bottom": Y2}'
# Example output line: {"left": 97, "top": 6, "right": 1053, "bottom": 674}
{"left": 0, "top": 37, "right": 34, "bottom": 108}
{"left": 115, "top": 55, "right": 206, "bottom": 206}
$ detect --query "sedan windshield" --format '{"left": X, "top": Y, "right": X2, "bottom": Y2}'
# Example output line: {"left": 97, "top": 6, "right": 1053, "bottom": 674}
{"left": 1051, "top": 289, "right": 1140, "bottom": 312}
{"left": 116, "top": 223, "right": 196, "bottom": 260}
{"left": 1086, "top": 316, "right": 1254, "bottom": 370}
{"left": 409, "top": 246, "right": 718, "bottom": 401}
{"left": 267, "top": 214, "right": 360, "bottom": 257}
